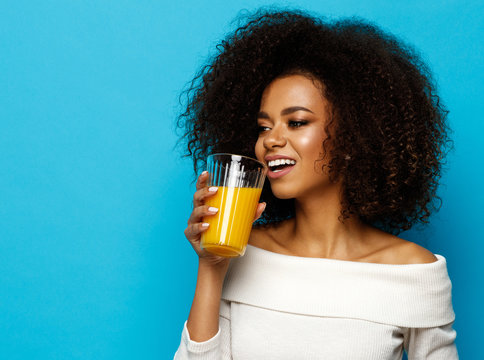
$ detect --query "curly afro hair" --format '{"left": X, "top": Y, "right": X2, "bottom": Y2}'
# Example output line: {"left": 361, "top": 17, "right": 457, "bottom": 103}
{"left": 176, "top": 8, "right": 453, "bottom": 235}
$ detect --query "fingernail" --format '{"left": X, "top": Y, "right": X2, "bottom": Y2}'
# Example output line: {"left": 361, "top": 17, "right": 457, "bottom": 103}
{"left": 208, "top": 207, "right": 218, "bottom": 213}
{"left": 201, "top": 171, "right": 208, "bottom": 176}
{"left": 201, "top": 223, "right": 209, "bottom": 228}
{"left": 208, "top": 186, "right": 218, "bottom": 192}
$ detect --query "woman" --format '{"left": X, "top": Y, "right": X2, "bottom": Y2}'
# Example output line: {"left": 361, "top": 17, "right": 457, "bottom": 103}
{"left": 174, "top": 9, "right": 457, "bottom": 359}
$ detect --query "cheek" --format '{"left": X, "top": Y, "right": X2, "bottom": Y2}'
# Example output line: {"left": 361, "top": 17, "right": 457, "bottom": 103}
{"left": 296, "top": 131, "right": 325, "bottom": 157}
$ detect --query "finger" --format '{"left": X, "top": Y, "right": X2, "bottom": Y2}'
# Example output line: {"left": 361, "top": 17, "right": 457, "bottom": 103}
{"left": 195, "top": 171, "right": 209, "bottom": 191}
{"left": 188, "top": 205, "right": 219, "bottom": 225}
{"left": 253, "top": 202, "right": 266, "bottom": 222}
{"left": 193, "top": 186, "right": 218, "bottom": 208}
{"left": 184, "top": 222, "right": 210, "bottom": 243}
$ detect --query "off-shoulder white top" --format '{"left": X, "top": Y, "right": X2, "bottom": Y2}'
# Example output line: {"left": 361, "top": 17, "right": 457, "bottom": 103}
{"left": 175, "top": 244, "right": 458, "bottom": 359}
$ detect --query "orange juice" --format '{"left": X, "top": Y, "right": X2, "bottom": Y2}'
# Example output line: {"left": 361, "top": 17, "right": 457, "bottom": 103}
{"left": 201, "top": 186, "right": 262, "bottom": 257}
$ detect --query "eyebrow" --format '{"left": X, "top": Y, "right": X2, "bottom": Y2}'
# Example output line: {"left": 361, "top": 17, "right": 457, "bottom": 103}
{"left": 257, "top": 106, "right": 314, "bottom": 119}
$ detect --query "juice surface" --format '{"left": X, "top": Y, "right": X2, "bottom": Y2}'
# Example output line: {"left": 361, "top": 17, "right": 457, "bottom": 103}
{"left": 201, "top": 186, "right": 262, "bottom": 257}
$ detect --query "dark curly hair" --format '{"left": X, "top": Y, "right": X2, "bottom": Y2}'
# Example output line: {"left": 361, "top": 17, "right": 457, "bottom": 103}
{"left": 176, "top": 8, "right": 453, "bottom": 235}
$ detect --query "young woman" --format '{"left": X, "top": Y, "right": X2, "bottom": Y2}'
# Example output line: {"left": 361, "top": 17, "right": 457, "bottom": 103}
{"left": 174, "top": 9, "right": 457, "bottom": 359}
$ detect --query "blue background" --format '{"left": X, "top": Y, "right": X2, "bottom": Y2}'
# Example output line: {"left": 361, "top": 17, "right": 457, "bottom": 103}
{"left": 1, "top": 0, "right": 482, "bottom": 358}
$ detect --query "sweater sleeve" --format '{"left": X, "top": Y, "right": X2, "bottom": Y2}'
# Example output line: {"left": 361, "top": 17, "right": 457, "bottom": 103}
{"left": 404, "top": 322, "right": 458, "bottom": 359}
{"left": 173, "top": 300, "right": 232, "bottom": 360}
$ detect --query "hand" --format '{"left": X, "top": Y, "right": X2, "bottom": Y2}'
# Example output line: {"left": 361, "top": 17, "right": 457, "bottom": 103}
{"left": 184, "top": 171, "right": 266, "bottom": 268}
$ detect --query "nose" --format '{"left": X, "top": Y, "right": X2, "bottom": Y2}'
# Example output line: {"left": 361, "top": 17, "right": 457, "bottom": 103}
{"left": 263, "top": 124, "right": 287, "bottom": 149}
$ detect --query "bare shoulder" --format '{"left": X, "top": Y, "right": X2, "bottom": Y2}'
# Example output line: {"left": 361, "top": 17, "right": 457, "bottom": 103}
{"left": 364, "top": 228, "right": 437, "bottom": 265}
{"left": 392, "top": 240, "right": 438, "bottom": 264}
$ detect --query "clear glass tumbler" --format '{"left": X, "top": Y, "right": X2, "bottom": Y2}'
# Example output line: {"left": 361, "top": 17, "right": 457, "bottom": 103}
{"left": 200, "top": 153, "right": 267, "bottom": 257}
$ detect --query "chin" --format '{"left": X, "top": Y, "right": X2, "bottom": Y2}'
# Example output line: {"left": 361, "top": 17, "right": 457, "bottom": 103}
{"left": 269, "top": 183, "right": 298, "bottom": 200}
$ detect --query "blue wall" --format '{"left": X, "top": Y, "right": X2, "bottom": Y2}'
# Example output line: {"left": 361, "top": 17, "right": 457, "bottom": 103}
{"left": 1, "top": 0, "right": 482, "bottom": 358}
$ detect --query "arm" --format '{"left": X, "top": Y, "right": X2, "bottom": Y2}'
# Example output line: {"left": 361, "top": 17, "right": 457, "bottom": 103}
{"left": 187, "top": 260, "right": 229, "bottom": 342}
{"left": 404, "top": 322, "right": 458, "bottom": 359}
{"left": 173, "top": 171, "right": 230, "bottom": 359}
{"left": 174, "top": 299, "right": 232, "bottom": 360}
{"left": 173, "top": 246, "right": 230, "bottom": 360}
{"left": 174, "top": 171, "right": 264, "bottom": 359}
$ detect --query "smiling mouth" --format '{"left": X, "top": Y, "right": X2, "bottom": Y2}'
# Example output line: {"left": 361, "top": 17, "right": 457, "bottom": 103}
{"left": 268, "top": 159, "right": 296, "bottom": 172}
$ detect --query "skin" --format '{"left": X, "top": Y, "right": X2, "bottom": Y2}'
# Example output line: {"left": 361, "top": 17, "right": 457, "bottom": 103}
{"left": 184, "top": 74, "right": 436, "bottom": 342}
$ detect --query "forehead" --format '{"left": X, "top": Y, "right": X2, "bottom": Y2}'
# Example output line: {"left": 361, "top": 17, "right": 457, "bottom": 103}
{"left": 260, "top": 74, "right": 328, "bottom": 111}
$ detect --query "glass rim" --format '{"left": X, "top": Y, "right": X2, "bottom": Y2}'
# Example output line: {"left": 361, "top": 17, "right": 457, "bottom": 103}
{"left": 208, "top": 153, "right": 267, "bottom": 170}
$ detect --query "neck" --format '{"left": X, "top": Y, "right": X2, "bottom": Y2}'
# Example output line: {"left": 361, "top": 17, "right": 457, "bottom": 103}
{"left": 288, "top": 184, "right": 367, "bottom": 259}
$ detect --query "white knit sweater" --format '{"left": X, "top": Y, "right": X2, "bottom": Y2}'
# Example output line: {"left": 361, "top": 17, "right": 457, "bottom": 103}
{"left": 175, "top": 245, "right": 458, "bottom": 359}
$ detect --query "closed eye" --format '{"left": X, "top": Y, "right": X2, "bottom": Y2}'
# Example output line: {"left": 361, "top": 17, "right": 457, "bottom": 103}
{"left": 288, "top": 120, "right": 308, "bottom": 128}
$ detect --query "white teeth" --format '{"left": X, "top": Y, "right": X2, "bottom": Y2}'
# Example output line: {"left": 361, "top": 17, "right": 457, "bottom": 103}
{"left": 267, "top": 159, "right": 296, "bottom": 168}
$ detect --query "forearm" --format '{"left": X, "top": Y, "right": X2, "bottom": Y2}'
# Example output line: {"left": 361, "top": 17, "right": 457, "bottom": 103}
{"left": 186, "top": 260, "right": 229, "bottom": 342}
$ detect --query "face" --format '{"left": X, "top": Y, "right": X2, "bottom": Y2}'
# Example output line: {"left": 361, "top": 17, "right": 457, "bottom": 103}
{"left": 255, "top": 74, "right": 334, "bottom": 200}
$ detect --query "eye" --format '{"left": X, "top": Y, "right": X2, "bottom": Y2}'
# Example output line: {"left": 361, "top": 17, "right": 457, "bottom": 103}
{"left": 258, "top": 125, "right": 271, "bottom": 133}
{"left": 288, "top": 120, "right": 308, "bottom": 128}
